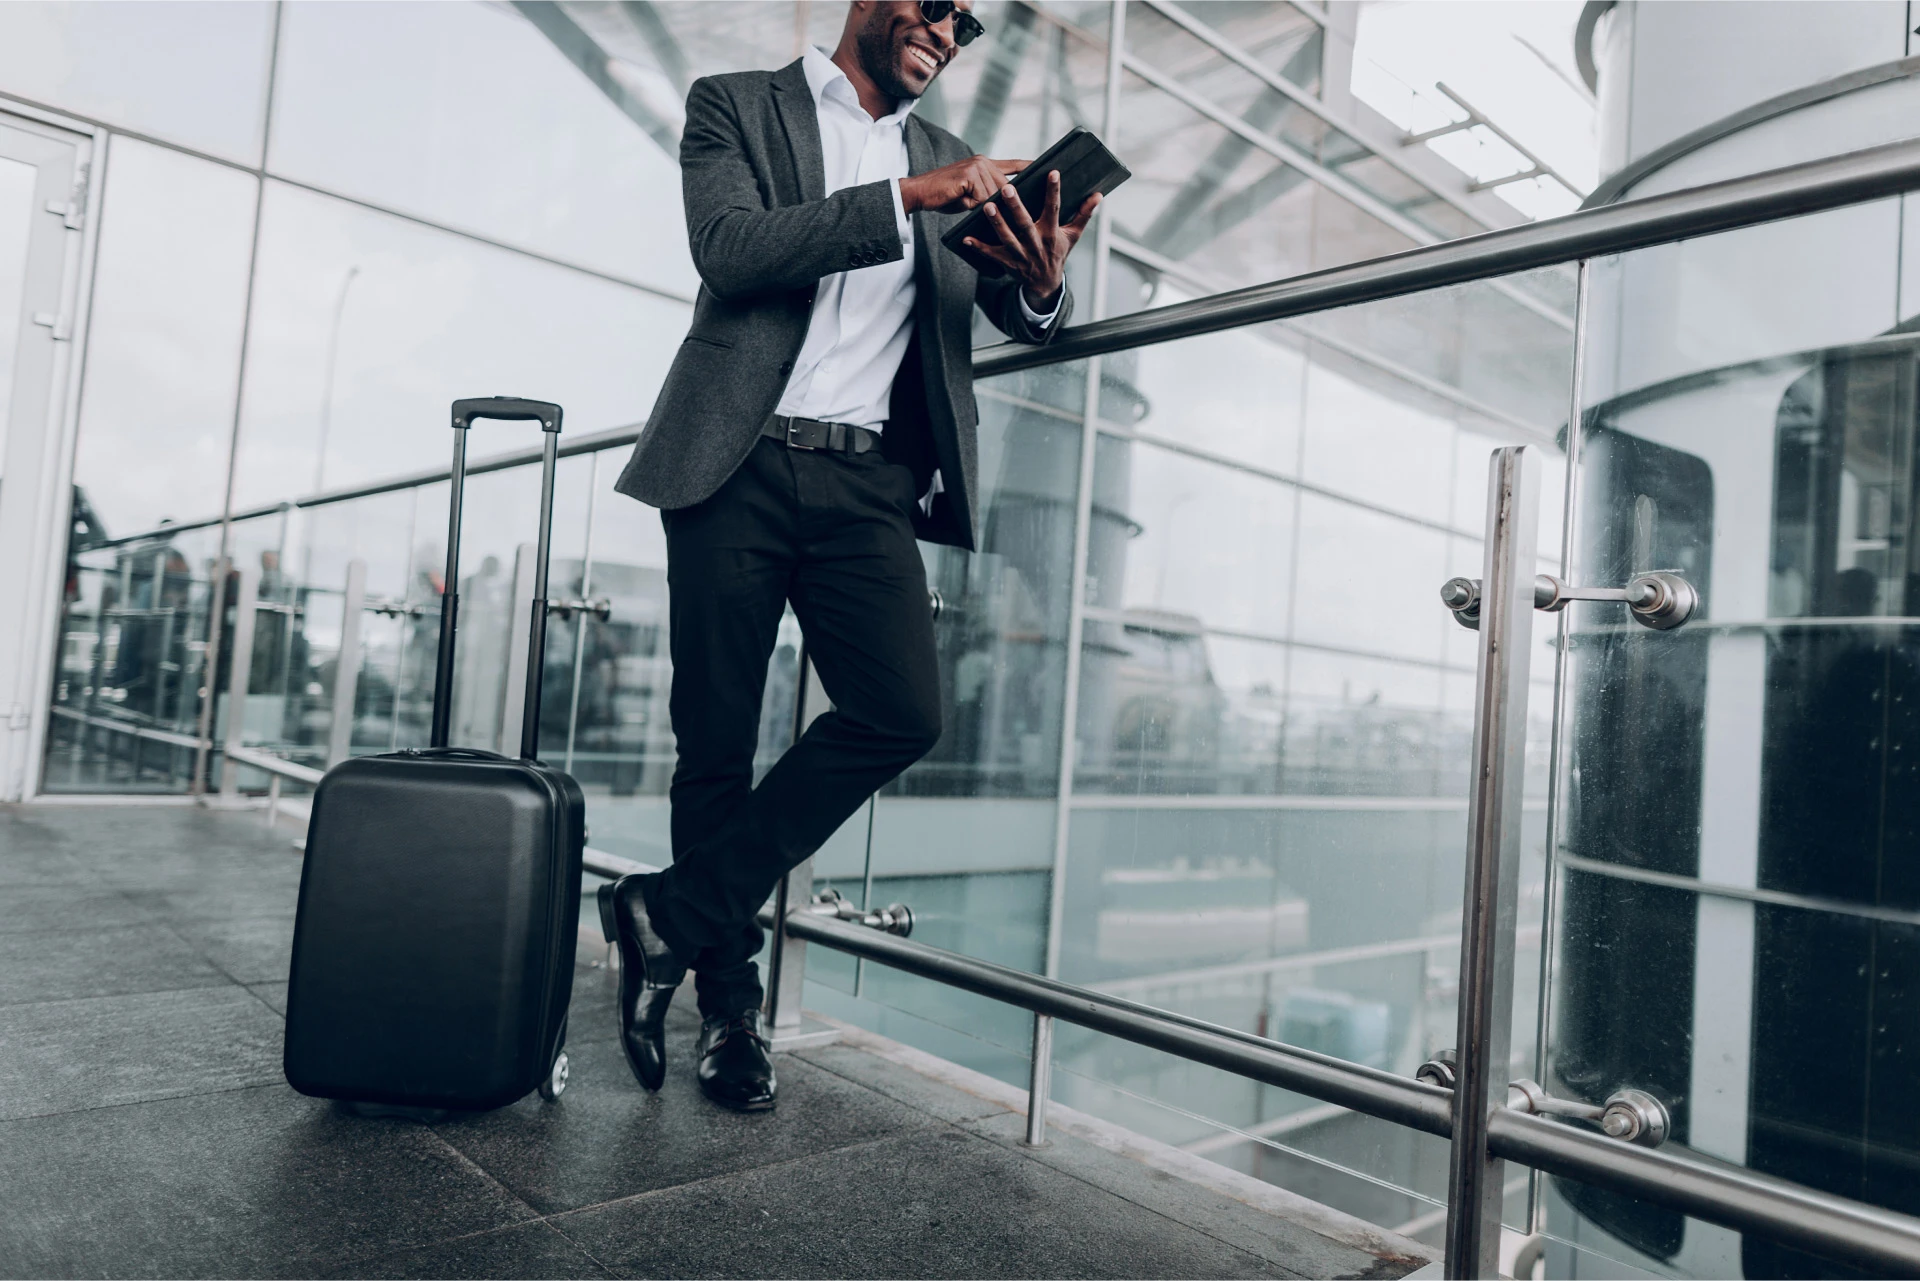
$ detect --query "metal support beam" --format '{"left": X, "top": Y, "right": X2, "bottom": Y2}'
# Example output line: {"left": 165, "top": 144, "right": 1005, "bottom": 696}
{"left": 960, "top": 0, "right": 1038, "bottom": 152}
{"left": 216, "top": 566, "right": 260, "bottom": 802}
{"left": 763, "top": 642, "right": 838, "bottom": 1051}
{"left": 326, "top": 559, "right": 366, "bottom": 768}
{"left": 499, "top": 542, "right": 537, "bottom": 757}
{"left": 1444, "top": 447, "right": 1539, "bottom": 1279}
{"left": 1025, "top": 1012, "right": 1054, "bottom": 1145}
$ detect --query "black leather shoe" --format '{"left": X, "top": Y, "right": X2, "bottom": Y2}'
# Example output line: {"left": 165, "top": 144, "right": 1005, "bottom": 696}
{"left": 597, "top": 876, "right": 687, "bottom": 1091}
{"left": 697, "top": 1009, "right": 776, "bottom": 1112}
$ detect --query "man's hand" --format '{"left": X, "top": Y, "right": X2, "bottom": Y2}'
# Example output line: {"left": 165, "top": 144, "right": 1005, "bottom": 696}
{"left": 963, "top": 171, "right": 1098, "bottom": 312}
{"left": 899, "top": 154, "right": 1025, "bottom": 216}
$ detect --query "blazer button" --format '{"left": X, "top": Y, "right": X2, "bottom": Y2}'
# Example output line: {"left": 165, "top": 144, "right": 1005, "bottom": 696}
{"left": 779, "top": 360, "right": 794, "bottom": 375}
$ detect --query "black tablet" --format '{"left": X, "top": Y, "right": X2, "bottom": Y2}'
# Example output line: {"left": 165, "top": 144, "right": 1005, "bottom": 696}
{"left": 939, "top": 126, "right": 1131, "bottom": 277}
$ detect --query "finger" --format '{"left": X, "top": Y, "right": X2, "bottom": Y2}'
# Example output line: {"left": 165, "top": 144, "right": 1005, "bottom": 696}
{"left": 994, "top": 158, "right": 1030, "bottom": 176}
{"left": 1063, "top": 192, "right": 1100, "bottom": 235}
{"left": 1013, "top": 177, "right": 1059, "bottom": 261}
{"left": 962, "top": 236, "right": 1021, "bottom": 272}
{"left": 981, "top": 201, "right": 1032, "bottom": 265}
{"left": 995, "top": 182, "right": 1048, "bottom": 262}
{"left": 995, "top": 182, "right": 1037, "bottom": 235}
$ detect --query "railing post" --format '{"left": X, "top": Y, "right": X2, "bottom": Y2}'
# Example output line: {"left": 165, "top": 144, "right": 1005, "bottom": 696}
{"left": 1026, "top": 1012, "right": 1054, "bottom": 1145}
{"left": 327, "top": 559, "right": 367, "bottom": 768}
{"left": 1444, "top": 446, "right": 1539, "bottom": 1279}
{"left": 216, "top": 565, "right": 260, "bottom": 802}
{"left": 764, "top": 642, "right": 836, "bottom": 1050}
{"left": 499, "top": 542, "right": 537, "bottom": 755}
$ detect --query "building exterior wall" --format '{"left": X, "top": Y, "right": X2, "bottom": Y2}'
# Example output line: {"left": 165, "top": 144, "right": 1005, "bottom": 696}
{"left": 0, "top": 0, "right": 1579, "bottom": 1250}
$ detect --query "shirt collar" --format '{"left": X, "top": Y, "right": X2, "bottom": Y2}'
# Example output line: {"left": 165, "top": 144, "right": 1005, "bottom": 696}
{"left": 801, "top": 46, "right": 916, "bottom": 127}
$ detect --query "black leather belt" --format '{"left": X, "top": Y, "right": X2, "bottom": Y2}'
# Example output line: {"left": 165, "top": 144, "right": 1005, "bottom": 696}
{"left": 763, "top": 414, "right": 881, "bottom": 455}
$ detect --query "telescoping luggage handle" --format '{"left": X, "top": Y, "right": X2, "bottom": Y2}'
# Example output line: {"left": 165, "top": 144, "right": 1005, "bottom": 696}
{"left": 430, "top": 397, "right": 564, "bottom": 759}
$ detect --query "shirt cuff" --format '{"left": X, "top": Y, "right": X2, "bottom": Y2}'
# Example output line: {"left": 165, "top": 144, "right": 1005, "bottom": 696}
{"left": 888, "top": 178, "right": 911, "bottom": 245}
{"left": 1018, "top": 287, "right": 1063, "bottom": 328}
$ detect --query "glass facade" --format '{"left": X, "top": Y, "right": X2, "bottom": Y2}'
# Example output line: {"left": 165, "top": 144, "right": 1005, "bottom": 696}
{"left": 21, "top": 0, "right": 1569, "bottom": 1242}
{"left": 1537, "top": 201, "right": 1920, "bottom": 1278}
{"left": 19, "top": 2, "right": 1918, "bottom": 1273}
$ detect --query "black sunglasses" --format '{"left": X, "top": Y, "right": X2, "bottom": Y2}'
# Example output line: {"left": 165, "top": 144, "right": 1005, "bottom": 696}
{"left": 918, "top": 0, "right": 985, "bottom": 46}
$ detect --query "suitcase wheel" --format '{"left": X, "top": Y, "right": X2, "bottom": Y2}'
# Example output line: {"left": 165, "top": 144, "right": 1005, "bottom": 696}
{"left": 539, "top": 1050, "right": 570, "bottom": 1102}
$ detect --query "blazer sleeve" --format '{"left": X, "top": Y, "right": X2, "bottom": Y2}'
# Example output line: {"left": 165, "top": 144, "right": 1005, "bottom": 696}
{"left": 682, "top": 77, "right": 905, "bottom": 300}
{"left": 976, "top": 272, "right": 1074, "bottom": 346}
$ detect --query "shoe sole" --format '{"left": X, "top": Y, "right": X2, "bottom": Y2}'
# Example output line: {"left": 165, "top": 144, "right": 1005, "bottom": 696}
{"left": 599, "top": 881, "right": 664, "bottom": 1091}
{"left": 701, "top": 1087, "right": 776, "bottom": 1113}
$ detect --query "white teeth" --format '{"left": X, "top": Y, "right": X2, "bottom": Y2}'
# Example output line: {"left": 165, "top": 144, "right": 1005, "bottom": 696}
{"left": 909, "top": 46, "right": 937, "bottom": 71}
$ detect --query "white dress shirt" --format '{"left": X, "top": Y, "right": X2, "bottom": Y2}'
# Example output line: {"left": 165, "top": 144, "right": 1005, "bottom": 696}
{"left": 777, "top": 46, "right": 1058, "bottom": 434}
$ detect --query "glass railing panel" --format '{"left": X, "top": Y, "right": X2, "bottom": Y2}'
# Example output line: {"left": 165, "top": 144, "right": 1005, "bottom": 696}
{"left": 42, "top": 529, "right": 221, "bottom": 793}
{"left": 1049, "top": 1025, "right": 1457, "bottom": 1250}
{"left": 1055, "top": 277, "right": 1569, "bottom": 1227}
{"left": 1539, "top": 200, "right": 1919, "bottom": 1277}
{"left": 799, "top": 361, "right": 1089, "bottom": 1081}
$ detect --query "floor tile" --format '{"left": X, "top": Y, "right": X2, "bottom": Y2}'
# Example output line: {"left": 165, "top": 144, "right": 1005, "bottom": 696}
{"left": 167, "top": 913, "right": 296, "bottom": 984}
{"left": 309, "top": 1220, "right": 612, "bottom": 1280}
{"left": 121, "top": 874, "right": 303, "bottom": 923}
{"left": 0, "top": 1084, "right": 534, "bottom": 1278}
{"left": 793, "top": 1040, "right": 1015, "bottom": 1125}
{"left": 0, "top": 923, "right": 230, "bottom": 1008}
{"left": 0, "top": 884, "right": 151, "bottom": 934}
{"left": 0, "top": 813, "right": 91, "bottom": 885}
{"left": 431, "top": 1036, "right": 934, "bottom": 1215}
{"left": 0, "top": 984, "right": 284, "bottom": 1120}
{"left": 554, "top": 1126, "right": 1292, "bottom": 1280}
{"left": 965, "top": 1110, "right": 1421, "bottom": 1279}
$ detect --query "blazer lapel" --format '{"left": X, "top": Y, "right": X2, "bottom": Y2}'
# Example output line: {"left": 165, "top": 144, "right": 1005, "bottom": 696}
{"left": 771, "top": 58, "right": 826, "bottom": 204}
{"left": 905, "top": 117, "right": 963, "bottom": 303}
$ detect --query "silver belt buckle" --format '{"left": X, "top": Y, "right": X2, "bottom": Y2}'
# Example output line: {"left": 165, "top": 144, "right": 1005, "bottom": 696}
{"left": 784, "top": 417, "right": 817, "bottom": 451}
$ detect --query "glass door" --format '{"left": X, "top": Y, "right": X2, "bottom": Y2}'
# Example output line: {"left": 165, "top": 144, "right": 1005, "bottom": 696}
{"left": 0, "top": 111, "right": 88, "bottom": 802}
{"left": 1535, "top": 198, "right": 1920, "bottom": 1278}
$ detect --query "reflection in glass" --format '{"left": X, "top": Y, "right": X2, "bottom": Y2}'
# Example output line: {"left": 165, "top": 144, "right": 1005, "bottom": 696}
{"left": 1547, "top": 211, "right": 1920, "bottom": 1274}
{"left": 69, "top": 136, "right": 257, "bottom": 538}
{"left": 0, "top": 2, "right": 274, "bottom": 162}
{"left": 228, "top": 180, "right": 689, "bottom": 513}
{"left": 43, "top": 528, "right": 222, "bottom": 793}
{"left": 268, "top": 0, "right": 695, "bottom": 296}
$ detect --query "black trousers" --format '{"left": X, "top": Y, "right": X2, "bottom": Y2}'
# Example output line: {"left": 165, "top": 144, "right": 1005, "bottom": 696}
{"left": 642, "top": 436, "right": 942, "bottom": 1017}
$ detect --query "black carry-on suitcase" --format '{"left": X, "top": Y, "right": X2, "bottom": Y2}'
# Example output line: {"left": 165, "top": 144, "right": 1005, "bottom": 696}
{"left": 284, "top": 397, "right": 585, "bottom": 1111}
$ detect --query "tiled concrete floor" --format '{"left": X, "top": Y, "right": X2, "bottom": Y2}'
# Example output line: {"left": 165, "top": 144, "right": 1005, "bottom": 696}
{"left": 0, "top": 802, "right": 1428, "bottom": 1280}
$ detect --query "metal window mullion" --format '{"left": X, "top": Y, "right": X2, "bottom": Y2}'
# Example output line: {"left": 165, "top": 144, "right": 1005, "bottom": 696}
{"left": 1042, "top": 0, "right": 1125, "bottom": 985}
{"left": 195, "top": 0, "right": 283, "bottom": 796}
{"left": 562, "top": 451, "right": 599, "bottom": 774}
{"left": 1032, "top": 0, "right": 1127, "bottom": 1144}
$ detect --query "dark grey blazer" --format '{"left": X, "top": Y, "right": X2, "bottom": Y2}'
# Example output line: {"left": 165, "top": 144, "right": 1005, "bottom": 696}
{"left": 613, "top": 57, "right": 1071, "bottom": 551}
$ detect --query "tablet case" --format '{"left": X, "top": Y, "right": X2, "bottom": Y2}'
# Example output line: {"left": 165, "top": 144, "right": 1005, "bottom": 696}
{"left": 939, "top": 126, "right": 1131, "bottom": 278}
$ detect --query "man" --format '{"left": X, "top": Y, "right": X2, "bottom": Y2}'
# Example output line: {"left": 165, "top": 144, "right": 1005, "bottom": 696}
{"left": 601, "top": 0, "right": 1097, "bottom": 1112}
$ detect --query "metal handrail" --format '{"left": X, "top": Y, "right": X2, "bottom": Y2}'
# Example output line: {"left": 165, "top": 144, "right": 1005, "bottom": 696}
{"left": 258, "top": 799, "right": 1920, "bottom": 1269}
{"left": 777, "top": 907, "right": 1920, "bottom": 1276}
{"left": 89, "top": 134, "right": 1920, "bottom": 553}
{"left": 118, "top": 129, "right": 1920, "bottom": 1275}
{"left": 973, "top": 135, "right": 1920, "bottom": 377}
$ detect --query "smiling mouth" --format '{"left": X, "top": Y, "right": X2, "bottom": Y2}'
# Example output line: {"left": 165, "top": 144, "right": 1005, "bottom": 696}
{"left": 905, "top": 42, "right": 942, "bottom": 75}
